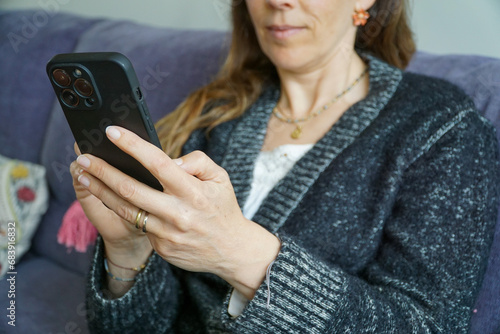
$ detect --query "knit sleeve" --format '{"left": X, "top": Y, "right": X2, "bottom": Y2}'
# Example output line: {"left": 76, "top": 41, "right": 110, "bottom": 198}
{"left": 86, "top": 237, "right": 181, "bottom": 333}
{"left": 220, "top": 110, "right": 500, "bottom": 333}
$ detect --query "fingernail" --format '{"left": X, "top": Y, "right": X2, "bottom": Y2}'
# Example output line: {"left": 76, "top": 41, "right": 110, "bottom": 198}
{"left": 106, "top": 126, "right": 121, "bottom": 140}
{"left": 78, "top": 175, "right": 90, "bottom": 187}
{"left": 77, "top": 155, "right": 91, "bottom": 168}
{"left": 173, "top": 158, "right": 183, "bottom": 166}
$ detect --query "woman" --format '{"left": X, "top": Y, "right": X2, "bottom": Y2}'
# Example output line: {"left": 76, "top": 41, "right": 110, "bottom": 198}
{"left": 72, "top": 0, "right": 499, "bottom": 332}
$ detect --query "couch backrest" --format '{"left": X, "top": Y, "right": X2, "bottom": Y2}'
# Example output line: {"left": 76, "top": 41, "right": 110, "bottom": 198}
{"left": 0, "top": 11, "right": 98, "bottom": 162}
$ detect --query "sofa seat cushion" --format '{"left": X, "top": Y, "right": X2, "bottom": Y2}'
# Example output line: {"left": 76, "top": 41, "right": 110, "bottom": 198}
{"left": 0, "top": 253, "right": 89, "bottom": 334}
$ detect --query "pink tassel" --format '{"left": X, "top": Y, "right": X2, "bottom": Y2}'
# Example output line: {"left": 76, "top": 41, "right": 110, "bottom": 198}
{"left": 57, "top": 200, "right": 98, "bottom": 253}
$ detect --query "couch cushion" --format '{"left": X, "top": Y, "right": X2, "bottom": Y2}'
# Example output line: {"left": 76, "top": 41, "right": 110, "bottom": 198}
{"left": 0, "top": 253, "right": 89, "bottom": 333}
{"left": 0, "top": 11, "right": 98, "bottom": 163}
{"left": 407, "top": 52, "right": 500, "bottom": 142}
{"left": 31, "top": 197, "right": 95, "bottom": 275}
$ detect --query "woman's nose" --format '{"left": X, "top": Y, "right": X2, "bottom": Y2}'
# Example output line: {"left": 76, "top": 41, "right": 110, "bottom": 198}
{"left": 266, "top": 0, "right": 296, "bottom": 10}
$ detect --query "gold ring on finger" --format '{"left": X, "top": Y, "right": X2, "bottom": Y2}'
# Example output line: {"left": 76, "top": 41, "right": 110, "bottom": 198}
{"left": 134, "top": 209, "right": 144, "bottom": 229}
{"left": 142, "top": 213, "right": 149, "bottom": 233}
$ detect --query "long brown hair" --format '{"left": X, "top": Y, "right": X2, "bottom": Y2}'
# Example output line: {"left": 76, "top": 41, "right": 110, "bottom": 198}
{"left": 156, "top": 0, "right": 415, "bottom": 158}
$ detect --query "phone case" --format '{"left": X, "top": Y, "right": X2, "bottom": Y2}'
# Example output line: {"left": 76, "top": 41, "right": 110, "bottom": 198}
{"left": 46, "top": 52, "right": 163, "bottom": 191}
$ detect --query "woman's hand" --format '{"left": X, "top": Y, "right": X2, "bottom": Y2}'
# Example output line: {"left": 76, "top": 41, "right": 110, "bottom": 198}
{"left": 75, "top": 126, "right": 280, "bottom": 299}
{"left": 70, "top": 144, "right": 152, "bottom": 258}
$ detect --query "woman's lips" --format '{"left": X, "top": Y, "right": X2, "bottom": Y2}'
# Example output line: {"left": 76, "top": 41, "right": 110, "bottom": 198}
{"left": 266, "top": 25, "right": 305, "bottom": 39}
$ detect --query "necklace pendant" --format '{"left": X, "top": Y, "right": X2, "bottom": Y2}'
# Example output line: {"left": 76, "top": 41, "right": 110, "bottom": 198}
{"left": 291, "top": 125, "right": 302, "bottom": 139}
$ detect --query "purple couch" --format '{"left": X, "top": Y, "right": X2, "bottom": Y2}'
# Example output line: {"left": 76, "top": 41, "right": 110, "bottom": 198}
{"left": 0, "top": 10, "right": 499, "bottom": 334}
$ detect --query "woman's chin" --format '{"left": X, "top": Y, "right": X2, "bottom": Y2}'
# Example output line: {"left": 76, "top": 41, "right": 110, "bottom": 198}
{"left": 271, "top": 58, "right": 317, "bottom": 75}
{"left": 265, "top": 50, "right": 312, "bottom": 74}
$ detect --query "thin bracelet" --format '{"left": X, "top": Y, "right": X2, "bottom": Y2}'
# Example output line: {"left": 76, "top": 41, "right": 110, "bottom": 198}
{"left": 104, "top": 258, "right": 136, "bottom": 282}
{"left": 106, "top": 255, "right": 147, "bottom": 272}
{"left": 265, "top": 260, "right": 275, "bottom": 308}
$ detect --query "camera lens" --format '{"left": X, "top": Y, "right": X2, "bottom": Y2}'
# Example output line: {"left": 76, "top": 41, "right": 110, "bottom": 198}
{"left": 52, "top": 69, "right": 71, "bottom": 87}
{"left": 85, "top": 97, "right": 96, "bottom": 107}
{"left": 74, "top": 79, "right": 93, "bottom": 97}
{"left": 61, "top": 89, "right": 79, "bottom": 107}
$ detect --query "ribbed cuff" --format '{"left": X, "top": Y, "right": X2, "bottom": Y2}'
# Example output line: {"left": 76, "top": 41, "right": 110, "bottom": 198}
{"left": 221, "top": 236, "right": 347, "bottom": 333}
{"left": 86, "top": 237, "right": 179, "bottom": 333}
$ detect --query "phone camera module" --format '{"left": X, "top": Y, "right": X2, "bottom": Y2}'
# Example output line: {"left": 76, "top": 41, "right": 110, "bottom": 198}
{"left": 52, "top": 69, "right": 71, "bottom": 87}
{"left": 74, "top": 78, "right": 94, "bottom": 97}
{"left": 61, "top": 89, "right": 79, "bottom": 107}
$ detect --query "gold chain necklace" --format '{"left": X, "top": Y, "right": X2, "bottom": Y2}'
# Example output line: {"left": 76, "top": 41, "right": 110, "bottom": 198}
{"left": 272, "top": 66, "right": 369, "bottom": 139}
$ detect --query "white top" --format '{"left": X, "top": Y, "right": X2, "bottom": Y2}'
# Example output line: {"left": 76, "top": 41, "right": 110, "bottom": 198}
{"left": 242, "top": 144, "right": 314, "bottom": 220}
{"left": 228, "top": 143, "right": 314, "bottom": 317}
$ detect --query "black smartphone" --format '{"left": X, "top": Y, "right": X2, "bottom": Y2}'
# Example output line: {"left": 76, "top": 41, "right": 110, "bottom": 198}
{"left": 46, "top": 52, "right": 163, "bottom": 191}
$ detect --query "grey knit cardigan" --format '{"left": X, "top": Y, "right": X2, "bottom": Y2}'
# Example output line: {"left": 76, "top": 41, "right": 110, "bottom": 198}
{"left": 86, "top": 55, "right": 500, "bottom": 333}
